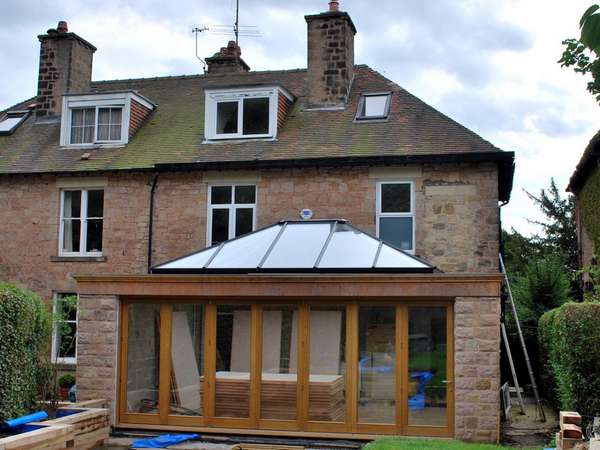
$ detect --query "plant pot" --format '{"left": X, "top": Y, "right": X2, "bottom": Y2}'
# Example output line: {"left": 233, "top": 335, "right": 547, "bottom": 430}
{"left": 59, "top": 387, "right": 70, "bottom": 401}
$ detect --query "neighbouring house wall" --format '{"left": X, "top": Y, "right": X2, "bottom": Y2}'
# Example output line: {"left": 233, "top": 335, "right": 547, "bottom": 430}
{"left": 454, "top": 296, "right": 501, "bottom": 442}
{"left": 77, "top": 294, "right": 119, "bottom": 421}
{"left": 0, "top": 173, "right": 152, "bottom": 301}
{"left": 576, "top": 165, "right": 600, "bottom": 270}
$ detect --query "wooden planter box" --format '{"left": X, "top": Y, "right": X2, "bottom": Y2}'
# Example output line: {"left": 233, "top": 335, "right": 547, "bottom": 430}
{"left": 0, "top": 400, "right": 109, "bottom": 450}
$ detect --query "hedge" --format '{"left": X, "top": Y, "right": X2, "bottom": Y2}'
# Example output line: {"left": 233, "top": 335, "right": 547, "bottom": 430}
{"left": 0, "top": 283, "right": 52, "bottom": 421}
{"left": 538, "top": 302, "right": 600, "bottom": 418}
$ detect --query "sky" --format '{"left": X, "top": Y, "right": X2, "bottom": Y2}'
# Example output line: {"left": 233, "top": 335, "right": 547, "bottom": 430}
{"left": 1, "top": 0, "right": 599, "bottom": 235}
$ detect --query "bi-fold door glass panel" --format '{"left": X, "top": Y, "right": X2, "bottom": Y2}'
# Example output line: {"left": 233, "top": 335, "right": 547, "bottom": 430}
{"left": 408, "top": 307, "right": 448, "bottom": 427}
{"left": 215, "top": 304, "right": 251, "bottom": 418}
{"left": 358, "top": 306, "right": 396, "bottom": 424}
{"left": 126, "top": 303, "right": 161, "bottom": 414}
{"left": 308, "top": 306, "right": 346, "bottom": 422}
{"left": 261, "top": 304, "right": 298, "bottom": 421}
{"left": 170, "top": 304, "right": 204, "bottom": 416}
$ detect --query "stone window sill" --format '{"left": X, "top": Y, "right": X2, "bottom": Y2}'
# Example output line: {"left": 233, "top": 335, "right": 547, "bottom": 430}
{"left": 50, "top": 256, "right": 107, "bottom": 263}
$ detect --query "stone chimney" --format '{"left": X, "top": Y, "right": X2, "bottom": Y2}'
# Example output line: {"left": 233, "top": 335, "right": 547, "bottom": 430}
{"left": 305, "top": 0, "right": 356, "bottom": 108}
{"left": 205, "top": 41, "right": 250, "bottom": 74}
{"left": 36, "top": 21, "right": 96, "bottom": 117}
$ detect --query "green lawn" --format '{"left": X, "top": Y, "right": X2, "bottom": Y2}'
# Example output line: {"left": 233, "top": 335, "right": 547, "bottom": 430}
{"left": 363, "top": 438, "right": 536, "bottom": 450}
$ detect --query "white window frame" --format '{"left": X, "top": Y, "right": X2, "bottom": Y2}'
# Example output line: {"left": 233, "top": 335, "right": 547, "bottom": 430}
{"left": 58, "top": 188, "right": 104, "bottom": 257}
{"left": 207, "top": 183, "right": 257, "bottom": 245}
{"left": 376, "top": 180, "right": 416, "bottom": 254}
{"left": 204, "top": 86, "right": 292, "bottom": 141}
{"left": 51, "top": 293, "right": 78, "bottom": 365}
{"left": 60, "top": 92, "right": 154, "bottom": 147}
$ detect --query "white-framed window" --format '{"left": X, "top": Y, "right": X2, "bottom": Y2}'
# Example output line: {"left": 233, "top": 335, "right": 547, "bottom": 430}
{"left": 376, "top": 181, "right": 415, "bottom": 253}
{"left": 356, "top": 92, "right": 392, "bottom": 121}
{"left": 60, "top": 92, "right": 154, "bottom": 147}
{"left": 59, "top": 188, "right": 104, "bottom": 256}
{"left": 204, "top": 86, "right": 292, "bottom": 141}
{"left": 52, "top": 293, "right": 78, "bottom": 365}
{"left": 207, "top": 184, "right": 256, "bottom": 245}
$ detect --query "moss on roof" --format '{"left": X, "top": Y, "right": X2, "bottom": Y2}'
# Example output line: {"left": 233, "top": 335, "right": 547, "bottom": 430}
{"left": 0, "top": 65, "right": 504, "bottom": 175}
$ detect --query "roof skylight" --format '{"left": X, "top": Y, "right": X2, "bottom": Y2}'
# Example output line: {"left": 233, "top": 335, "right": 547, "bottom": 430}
{"left": 356, "top": 93, "right": 391, "bottom": 121}
{"left": 0, "top": 111, "right": 30, "bottom": 135}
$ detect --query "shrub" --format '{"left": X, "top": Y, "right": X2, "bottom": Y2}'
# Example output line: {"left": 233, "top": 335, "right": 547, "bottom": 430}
{"left": 538, "top": 302, "right": 600, "bottom": 417}
{"left": 0, "top": 283, "right": 52, "bottom": 421}
{"left": 58, "top": 374, "right": 76, "bottom": 389}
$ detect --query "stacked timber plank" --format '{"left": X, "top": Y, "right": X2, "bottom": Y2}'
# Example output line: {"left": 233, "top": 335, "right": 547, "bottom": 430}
{"left": 232, "top": 445, "right": 304, "bottom": 450}
{"left": 200, "top": 372, "right": 344, "bottom": 421}
{"left": 556, "top": 411, "right": 583, "bottom": 450}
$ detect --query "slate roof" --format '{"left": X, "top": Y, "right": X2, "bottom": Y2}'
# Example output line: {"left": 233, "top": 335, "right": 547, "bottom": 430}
{"left": 568, "top": 129, "right": 600, "bottom": 194}
{"left": 0, "top": 64, "right": 514, "bottom": 199}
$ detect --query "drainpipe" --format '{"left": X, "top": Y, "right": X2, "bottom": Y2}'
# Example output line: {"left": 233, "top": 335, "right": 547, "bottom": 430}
{"left": 147, "top": 174, "right": 159, "bottom": 273}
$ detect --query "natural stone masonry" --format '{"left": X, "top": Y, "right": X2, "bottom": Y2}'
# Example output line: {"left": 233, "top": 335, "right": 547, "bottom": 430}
{"left": 454, "top": 296, "right": 501, "bottom": 442}
{"left": 76, "top": 294, "right": 119, "bottom": 422}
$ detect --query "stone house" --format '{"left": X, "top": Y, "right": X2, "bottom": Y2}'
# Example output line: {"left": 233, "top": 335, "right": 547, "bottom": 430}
{"left": 0, "top": 1, "right": 514, "bottom": 443}
{"left": 568, "top": 130, "right": 600, "bottom": 286}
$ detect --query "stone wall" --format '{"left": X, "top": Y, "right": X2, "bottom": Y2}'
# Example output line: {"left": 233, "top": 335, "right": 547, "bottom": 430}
{"left": 0, "top": 162, "right": 500, "bottom": 305}
{"left": 76, "top": 294, "right": 119, "bottom": 421}
{"left": 454, "top": 296, "right": 501, "bottom": 442}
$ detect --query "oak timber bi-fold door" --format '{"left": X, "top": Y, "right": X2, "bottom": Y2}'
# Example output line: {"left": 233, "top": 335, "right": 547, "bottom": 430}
{"left": 118, "top": 300, "right": 454, "bottom": 437}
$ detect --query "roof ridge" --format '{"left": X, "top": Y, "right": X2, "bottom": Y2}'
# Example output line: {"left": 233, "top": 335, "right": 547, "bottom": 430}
{"left": 91, "top": 67, "right": 309, "bottom": 85}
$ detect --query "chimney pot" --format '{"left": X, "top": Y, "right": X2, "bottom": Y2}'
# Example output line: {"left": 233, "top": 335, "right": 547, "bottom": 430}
{"left": 57, "top": 21, "right": 68, "bottom": 33}
{"left": 329, "top": 0, "right": 339, "bottom": 11}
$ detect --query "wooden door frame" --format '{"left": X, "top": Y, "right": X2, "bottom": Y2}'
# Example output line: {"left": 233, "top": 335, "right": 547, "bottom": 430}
{"left": 117, "top": 297, "right": 455, "bottom": 438}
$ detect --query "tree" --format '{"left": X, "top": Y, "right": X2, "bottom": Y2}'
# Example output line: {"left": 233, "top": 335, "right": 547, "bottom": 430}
{"left": 559, "top": 4, "right": 600, "bottom": 101}
{"left": 524, "top": 179, "right": 578, "bottom": 275}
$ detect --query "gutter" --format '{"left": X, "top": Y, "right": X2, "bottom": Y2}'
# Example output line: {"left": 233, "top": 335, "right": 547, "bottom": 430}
{"left": 147, "top": 174, "right": 159, "bottom": 273}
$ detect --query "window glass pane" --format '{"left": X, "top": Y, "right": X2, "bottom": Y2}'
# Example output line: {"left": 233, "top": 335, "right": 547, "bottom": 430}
{"left": 0, "top": 116, "right": 25, "bottom": 132}
{"left": 381, "top": 183, "right": 411, "bottom": 213}
{"left": 262, "top": 222, "right": 331, "bottom": 268}
{"left": 408, "top": 307, "right": 447, "bottom": 427}
{"left": 171, "top": 304, "right": 204, "bottom": 416}
{"left": 57, "top": 322, "right": 77, "bottom": 358}
{"left": 261, "top": 305, "right": 298, "bottom": 420}
{"left": 110, "top": 108, "right": 122, "bottom": 140}
{"left": 358, "top": 306, "right": 395, "bottom": 424}
{"left": 97, "top": 108, "right": 110, "bottom": 140}
{"left": 87, "top": 190, "right": 104, "bottom": 217}
{"left": 58, "top": 295, "right": 78, "bottom": 322}
{"left": 211, "top": 208, "right": 229, "bottom": 245}
{"left": 63, "top": 191, "right": 81, "bottom": 218}
{"left": 217, "top": 101, "right": 238, "bottom": 134}
{"left": 86, "top": 219, "right": 103, "bottom": 253}
{"left": 319, "top": 223, "right": 379, "bottom": 268}
{"left": 235, "top": 208, "right": 253, "bottom": 237}
{"left": 211, "top": 186, "right": 232, "bottom": 204}
{"left": 360, "top": 95, "right": 389, "bottom": 117}
{"left": 70, "top": 108, "right": 95, "bottom": 144}
{"left": 62, "top": 219, "right": 81, "bottom": 253}
{"left": 234, "top": 185, "right": 256, "bottom": 204}
{"left": 215, "top": 304, "right": 251, "bottom": 418}
{"left": 379, "top": 217, "right": 413, "bottom": 251}
{"left": 209, "top": 224, "right": 279, "bottom": 269}
{"left": 126, "top": 303, "right": 160, "bottom": 414}
{"left": 243, "top": 97, "right": 269, "bottom": 135}
{"left": 309, "top": 306, "right": 346, "bottom": 422}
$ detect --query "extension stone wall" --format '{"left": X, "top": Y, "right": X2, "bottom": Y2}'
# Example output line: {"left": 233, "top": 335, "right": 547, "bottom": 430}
{"left": 454, "top": 296, "right": 501, "bottom": 442}
{"left": 76, "top": 294, "right": 119, "bottom": 421}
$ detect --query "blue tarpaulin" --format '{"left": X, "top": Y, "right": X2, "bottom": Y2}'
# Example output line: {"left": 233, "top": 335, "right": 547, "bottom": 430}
{"left": 131, "top": 433, "right": 199, "bottom": 448}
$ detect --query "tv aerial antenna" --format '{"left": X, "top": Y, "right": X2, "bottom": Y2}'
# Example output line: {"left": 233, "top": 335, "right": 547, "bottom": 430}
{"left": 192, "top": 0, "right": 260, "bottom": 72}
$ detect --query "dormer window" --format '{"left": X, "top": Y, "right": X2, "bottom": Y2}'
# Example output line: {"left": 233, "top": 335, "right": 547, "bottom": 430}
{"left": 205, "top": 86, "right": 293, "bottom": 141}
{"left": 60, "top": 91, "right": 154, "bottom": 147}
{"left": 356, "top": 92, "right": 392, "bottom": 121}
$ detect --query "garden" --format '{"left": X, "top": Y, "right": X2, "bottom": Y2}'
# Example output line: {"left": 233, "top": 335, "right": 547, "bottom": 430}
{"left": 0, "top": 283, "right": 109, "bottom": 449}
